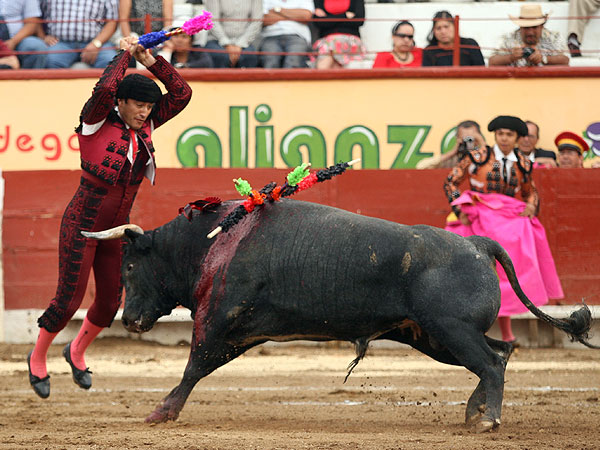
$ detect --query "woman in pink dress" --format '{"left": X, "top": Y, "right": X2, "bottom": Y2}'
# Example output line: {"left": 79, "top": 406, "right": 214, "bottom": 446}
{"left": 373, "top": 21, "right": 422, "bottom": 68}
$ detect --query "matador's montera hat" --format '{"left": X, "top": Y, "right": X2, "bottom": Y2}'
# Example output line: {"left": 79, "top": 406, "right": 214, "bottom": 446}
{"left": 116, "top": 74, "right": 162, "bottom": 104}
{"left": 488, "top": 115, "right": 529, "bottom": 137}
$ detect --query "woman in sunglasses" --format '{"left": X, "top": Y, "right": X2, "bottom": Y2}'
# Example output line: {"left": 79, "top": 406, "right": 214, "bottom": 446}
{"left": 373, "top": 20, "right": 422, "bottom": 68}
{"left": 423, "top": 10, "right": 485, "bottom": 66}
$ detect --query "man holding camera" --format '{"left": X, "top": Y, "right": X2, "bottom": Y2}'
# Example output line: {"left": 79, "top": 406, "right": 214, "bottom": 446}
{"left": 489, "top": 4, "right": 569, "bottom": 67}
{"left": 416, "top": 120, "right": 486, "bottom": 169}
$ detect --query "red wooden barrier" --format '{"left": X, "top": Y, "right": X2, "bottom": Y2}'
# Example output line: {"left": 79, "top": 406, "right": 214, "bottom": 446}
{"left": 3, "top": 168, "right": 599, "bottom": 310}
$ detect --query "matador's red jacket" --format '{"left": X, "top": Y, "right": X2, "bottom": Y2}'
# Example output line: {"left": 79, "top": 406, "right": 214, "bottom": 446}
{"left": 75, "top": 50, "right": 192, "bottom": 185}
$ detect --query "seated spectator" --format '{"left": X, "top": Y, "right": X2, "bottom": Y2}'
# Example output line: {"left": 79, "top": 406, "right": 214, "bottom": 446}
{"left": 311, "top": 0, "right": 365, "bottom": 69}
{"left": 39, "top": 0, "right": 118, "bottom": 69}
{"left": 0, "top": 39, "right": 19, "bottom": 69}
{"left": 372, "top": 20, "right": 422, "bottom": 68}
{"left": 517, "top": 121, "right": 558, "bottom": 168}
{"left": 489, "top": 4, "right": 569, "bottom": 67}
{"left": 444, "top": 115, "right": 563, "bottom": 345}
{"left": 260, "top": 0, "right": 314, "bottom": 69}
{"left": 1, "top": 0, "right": 47, "bottom": 68}
{"left": 119, "top": 0, "right": 173, "bottom": 38}
{"left": 422, "top": 11, "right": 484, "bottom": 67}
{"left": 555, "top": 131, "right": 588, "bottom": 168}
{"left": 204, "top": 0, "right": 262, "bottom": 68}
{"left": 157, "top": 23, "right": 213, "bottom": 68}
{"left": 566, "top": 0, "right": 599, "bottom": 57}
{"left": 118, "top": 0, "right": 173, "bottom": 69}
{"left": 416, "top": 120, "right": 486, "bottom": 169}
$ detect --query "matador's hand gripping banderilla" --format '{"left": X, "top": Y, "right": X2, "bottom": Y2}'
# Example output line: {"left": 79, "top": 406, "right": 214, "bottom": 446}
{"left": 136, "top": 11, "right": 213, "bottom": 50}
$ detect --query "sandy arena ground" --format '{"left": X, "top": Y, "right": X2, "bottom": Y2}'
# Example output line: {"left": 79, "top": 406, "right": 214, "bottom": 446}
{"left": 0, "top": 338, "right": 599, "bottom": 450}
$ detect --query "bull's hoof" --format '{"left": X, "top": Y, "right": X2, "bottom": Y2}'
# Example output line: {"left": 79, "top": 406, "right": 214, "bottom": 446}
{"left": 465, "top": 412, "right": 482, "bottom": 426}
{"left": 474, "top": 419, "right": 500, "bottom": 433}
{"left": 465, "top": 404, "right": 486, "bottom": 426}
{"left": 145, "top": 407, "right": 179, "bottom": 424}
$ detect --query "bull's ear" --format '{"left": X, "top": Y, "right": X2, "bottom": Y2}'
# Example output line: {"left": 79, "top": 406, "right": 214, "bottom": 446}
{"left": 124, "top": 228, "right": 152, "bottom": 251}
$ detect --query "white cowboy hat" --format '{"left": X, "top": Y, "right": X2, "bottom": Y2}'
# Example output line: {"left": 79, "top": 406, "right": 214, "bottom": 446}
{"left": 509, "top": 4, "right": 551, "bottom": 27}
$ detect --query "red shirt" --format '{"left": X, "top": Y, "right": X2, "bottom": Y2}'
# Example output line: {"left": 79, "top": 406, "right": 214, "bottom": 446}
{"left": 0, "top": 40, "right": 14, "bottom": 58}
{"left": 372, "top": 49, "right": 422, "bottom": 68}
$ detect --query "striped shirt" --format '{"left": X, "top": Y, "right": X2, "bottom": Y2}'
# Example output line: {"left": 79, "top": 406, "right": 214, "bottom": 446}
{"left": 205, "top": 0, "right": 263, "bottom": 48}
{"left": 39, "top": 0, "right": 118, "bottom": 42}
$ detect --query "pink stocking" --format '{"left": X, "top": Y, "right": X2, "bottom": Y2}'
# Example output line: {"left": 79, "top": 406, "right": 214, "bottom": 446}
{"left": 70, "top": 316, "right": 103, "bottom": 369}
{"left": 498, "top": 316, "right": 515, "bottom": 342}
{"left": 30, "top": 328, "right": 58, "bottom": 378}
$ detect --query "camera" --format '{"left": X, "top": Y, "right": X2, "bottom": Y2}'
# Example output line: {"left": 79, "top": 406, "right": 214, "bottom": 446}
{"left": 522, "top": 47, "right": 535, "bottom": 59}
{"left": 457, "top": 136, "right": 476, "bottom": 155}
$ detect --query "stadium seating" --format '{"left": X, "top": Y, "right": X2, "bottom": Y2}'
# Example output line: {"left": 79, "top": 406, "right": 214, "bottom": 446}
{"left": 173, "top": 0, "right": 599, "bottom": 67}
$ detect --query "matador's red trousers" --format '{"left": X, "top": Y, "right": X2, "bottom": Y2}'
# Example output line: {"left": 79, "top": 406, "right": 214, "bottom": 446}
{"left": 38, "top": 172, "right": 141, "bottom": 332}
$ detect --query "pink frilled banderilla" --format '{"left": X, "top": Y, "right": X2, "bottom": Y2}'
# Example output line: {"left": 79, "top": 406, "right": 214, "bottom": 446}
{"left": 137, "top": 11, "right": 214, "bottom": 49}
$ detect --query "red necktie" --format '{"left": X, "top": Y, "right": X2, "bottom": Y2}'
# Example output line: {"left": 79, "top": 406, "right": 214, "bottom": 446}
{"left": 130, "top": 129, "right": 138, "bottom": 160}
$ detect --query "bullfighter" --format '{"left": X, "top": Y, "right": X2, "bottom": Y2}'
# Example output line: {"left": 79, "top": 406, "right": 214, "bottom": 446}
{"left": 443, "top": 115, "right": 563, "bottom": 346}
{"left": 27, "top": 35, "right": 192, "bottom": 398}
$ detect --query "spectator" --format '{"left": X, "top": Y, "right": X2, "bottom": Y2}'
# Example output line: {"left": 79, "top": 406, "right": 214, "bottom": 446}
{"left": 444, "top": 115, "right": 563, "bottom": 345}
{"left": 311, "top": 0, "right": 365, "bottom": 69}
{"left": 372, "top": 20, "right": 422, "bottom": 68}
{"left": 119, "top": 0, "right": 173, "bottom": 38}
{"left": 204, "top": 0, "right": 262, "bottom": 68}
{"left": 489, "top": 4, "right": 569, "bottom": 67}
{"left": 555, "top": 131, "right": 588, "bottom": 168}
{"left": 422, "top": 11, "right": 484, "bottom": 67}
{"left": 416, "top": 120, "right": 486, "bottom": 169}
{"left": 1, "top": 0, "right": 48, "bottom": 68}
{"left": 157, "top": 23, "right": 213, "bottom": 68}
{"left": 566, "top": 0, "right": 599, "bottom": 57}
{"left": 0, "top": 39, "right": 19, "bottom": 69}
{"left": 517, "top": 121, "right": 558, "bottom": 168}
{"left": 260, "top": 0, "right": 314, "bottom": 68}
{"left": 39, "top": 0, "right": 118, "bottom": 69}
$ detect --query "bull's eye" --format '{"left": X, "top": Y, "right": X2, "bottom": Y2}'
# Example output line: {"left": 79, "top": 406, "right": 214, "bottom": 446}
{"left": 127, "top": 263, "right": 134, "bottom": 272}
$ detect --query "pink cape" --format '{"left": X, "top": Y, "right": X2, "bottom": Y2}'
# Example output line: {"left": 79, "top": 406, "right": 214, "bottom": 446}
{"left": 445, "top": 191, "right": 563, "bottom": 316}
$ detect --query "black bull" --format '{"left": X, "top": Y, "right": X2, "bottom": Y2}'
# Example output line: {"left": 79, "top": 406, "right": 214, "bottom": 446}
{"left": 84, "top": 199, "right": 595, "bottom": 432}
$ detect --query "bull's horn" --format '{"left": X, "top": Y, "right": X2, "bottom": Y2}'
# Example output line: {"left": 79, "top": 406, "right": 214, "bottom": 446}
{"left": 81, "top": 224, "right": 144, "bottom": 240}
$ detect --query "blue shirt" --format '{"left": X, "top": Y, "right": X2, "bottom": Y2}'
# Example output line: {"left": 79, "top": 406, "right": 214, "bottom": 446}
{"left": 0, "top": 0, "right": 42, "bottom": 38}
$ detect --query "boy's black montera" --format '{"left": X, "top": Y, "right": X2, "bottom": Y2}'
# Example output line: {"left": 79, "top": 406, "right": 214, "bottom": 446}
{"left": 88, "top": 199, "right": 597, "bottom": 432}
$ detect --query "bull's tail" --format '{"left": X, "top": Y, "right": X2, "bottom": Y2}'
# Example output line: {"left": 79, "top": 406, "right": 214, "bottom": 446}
{"left": 470, "top": 236, "right": 599, "bottom": 349}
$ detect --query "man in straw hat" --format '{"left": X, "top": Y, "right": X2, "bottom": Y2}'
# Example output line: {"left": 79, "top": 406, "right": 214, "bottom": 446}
{"left": 489, "top": 4, "right": 569, "bottom": 67}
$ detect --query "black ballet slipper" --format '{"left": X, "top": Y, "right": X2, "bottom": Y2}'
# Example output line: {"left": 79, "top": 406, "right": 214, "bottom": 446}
{"left": 27, "top": 351, "right": 50, "bottom": 399}
{"left": 63, "top": 342, "right": 92, "bottom": 390}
